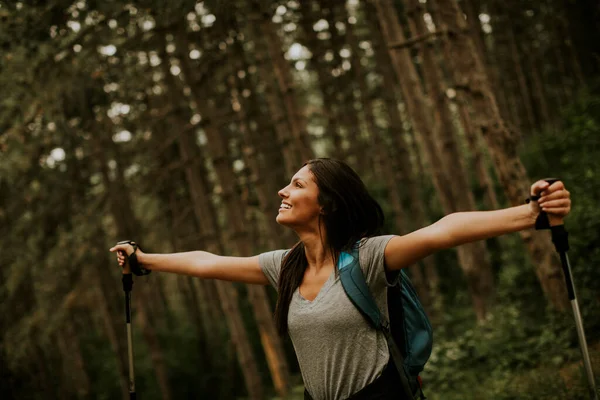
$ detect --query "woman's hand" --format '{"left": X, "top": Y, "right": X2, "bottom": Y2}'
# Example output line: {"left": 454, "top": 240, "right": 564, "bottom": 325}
{"left": 109, "top": 242, "right": 145, "bottom": 270}
{"left": 529, "top": 180, "right": 571, "bottom": 225}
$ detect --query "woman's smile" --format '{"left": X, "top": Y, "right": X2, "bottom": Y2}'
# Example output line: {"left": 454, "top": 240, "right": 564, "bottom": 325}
{"left": 279, "top": 201, "right": 292, "bottom": 212}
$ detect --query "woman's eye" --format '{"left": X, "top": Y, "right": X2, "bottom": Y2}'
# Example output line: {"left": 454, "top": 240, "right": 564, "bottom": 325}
{"left": 295, "top": 182, "right": 302, "bottom": 188}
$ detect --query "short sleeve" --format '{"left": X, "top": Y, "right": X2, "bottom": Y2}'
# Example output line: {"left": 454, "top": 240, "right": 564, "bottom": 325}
{"left": 258, "top": 249, "right": 288, "bottom": 290}
{"left": 358, "top": 235, "right": 398, "bottom": 294}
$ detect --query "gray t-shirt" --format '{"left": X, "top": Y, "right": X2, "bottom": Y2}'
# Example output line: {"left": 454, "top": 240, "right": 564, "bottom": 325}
{"left": 258, "top": 235, "right": 397, "bottom": 400}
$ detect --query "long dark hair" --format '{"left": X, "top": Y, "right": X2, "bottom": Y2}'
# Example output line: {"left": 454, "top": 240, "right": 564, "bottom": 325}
{"left": 274, "top": 158, "right": 385, "bottom": 335}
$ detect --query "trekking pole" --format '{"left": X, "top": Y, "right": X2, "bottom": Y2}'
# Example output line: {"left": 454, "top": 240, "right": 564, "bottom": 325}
{"left": 535, "top": 179, "right": 598, "bottom": 400}
{"left": 117, "top": 240, "right": 151, "bottom": 400}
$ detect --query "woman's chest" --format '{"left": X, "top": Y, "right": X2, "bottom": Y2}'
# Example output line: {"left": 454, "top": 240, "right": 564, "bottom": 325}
{"left": 289, "top": 279, "right": 371, "bottom": 335}
{"left": 298, "top": 267, "right": 333, "bottom": 302}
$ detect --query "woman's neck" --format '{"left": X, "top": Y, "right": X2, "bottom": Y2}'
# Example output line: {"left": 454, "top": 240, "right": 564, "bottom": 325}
{"left": 297, "top": 231, "right": 334, "bottom": 270}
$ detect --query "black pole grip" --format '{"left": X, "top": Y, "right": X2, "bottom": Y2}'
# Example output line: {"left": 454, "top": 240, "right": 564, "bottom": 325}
{"left": 532, "top": 178, "right": 560, "bottom": 230}
{"left": 122, "top": 273, "right": 134, "bottom": 293}
{"left": 117, "top": 240, "right": 151, "bottom": 276}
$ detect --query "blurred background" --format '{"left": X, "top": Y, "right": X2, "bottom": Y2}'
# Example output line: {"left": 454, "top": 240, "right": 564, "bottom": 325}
{"left": 1, "top": 0, "right": 599, "bottom": 399}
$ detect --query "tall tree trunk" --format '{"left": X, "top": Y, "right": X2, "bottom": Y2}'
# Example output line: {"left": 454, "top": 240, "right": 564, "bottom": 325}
{"left": 433, "top": 3, "right": 500, "bottom": 210}
{"left": 95, "top": 127, "right": 174, "bottom": 400}
{"left": 57, "top": 318, "right": 91, "bottom": 399}
{"left": 327, "top": 3, "right": 371, "bottom": 174}
{"left": 374, "top": 0, "right": 494, "bottom": 320}
{"left": 373, "top": 0, "right": 455, "bottom": 212}
{"left": 366, "top": 0, "right": 441, "bottom": 316}
{"left": 245, "top": 15, "right": 301, "bottom": 177}
{"left": 499, "top": 4, "right": 536, "bottom": 133}
{"left": 251, "top": 0, "right": 314, "bottom": 166}
{"left": 167, "top": 197, "right": 213, "bottom": 365}
{"left": 176, "top": 30, "right": 290, "bottom": 397}
{"left": 176, "top": 125, "right": 265, "bottom": 400}
{"left": 406, "top": 0, "right": 495, "bottom": 320}
{"left": 161, "top": 36, "right": 266, "bottom": 399}
{"left": 523, "top": 41, "right": 553, "bottom": 129}
{"left": 299, "top": 1, "right": 346, "bottom": 161}
{"left": 434, "top": 0, "right": 569, "bottom": 310}
{"left": 195, "top": 91, "right": 290, "bottom": 398}
{"left": 231, "top": 34, "right": 295, "bottom": 247}
{"left": 454, "top": 0, "right": 513, "bottom": 128}
{"left": 228, "top": 67, "right": 293, "bottom": 396}
{"left": 462, "top": 0, "right": 486, "bottom": 60}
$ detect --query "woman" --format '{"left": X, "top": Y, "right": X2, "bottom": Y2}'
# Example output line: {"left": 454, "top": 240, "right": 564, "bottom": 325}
{"left": 110, "top": 158, "right": 571, "bottom": 400}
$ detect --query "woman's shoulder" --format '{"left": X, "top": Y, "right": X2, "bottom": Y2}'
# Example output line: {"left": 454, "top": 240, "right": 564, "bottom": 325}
{"left": 258, "top": 248, "right": 289, "bottom": 268}
{"left": 258, "top": 249, "right": 289, "bottom": 289}
{"left": 358, "top": 234, "right": 396, "bottom": 254}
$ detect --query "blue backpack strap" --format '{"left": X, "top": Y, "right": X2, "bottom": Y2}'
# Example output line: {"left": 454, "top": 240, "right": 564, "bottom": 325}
{"left": 338, "top": 247, "right": 420, "bottom": 399}
{"left": 338, "top": 250, "right": 383, "bottom": 328}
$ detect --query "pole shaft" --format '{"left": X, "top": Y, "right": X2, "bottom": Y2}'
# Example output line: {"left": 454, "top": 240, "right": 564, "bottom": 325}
{"left": 123, "top": 274, "right": 137, "bottom": 397}
{"left": 562, "top": 253, "right": 598, "bottom": 399}
{"left": 571, "top": 299, "right": 598, "bottom": 400}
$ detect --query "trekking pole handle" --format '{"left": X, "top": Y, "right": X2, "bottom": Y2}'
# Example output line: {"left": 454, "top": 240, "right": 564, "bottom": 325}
{"left": 534, "top": 178, "right": 563, "bottom": 227}
{"left": 544, "top": 178, "right": 564, "bottom": 227}
{"left": 116, "top": 240, "right": 151, "bottom": 276}
{"left": 117, "top": 240, "right": 133, "bottom": 275}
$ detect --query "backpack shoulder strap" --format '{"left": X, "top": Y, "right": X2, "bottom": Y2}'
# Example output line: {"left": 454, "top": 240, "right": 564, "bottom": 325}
{"left": 338, "top": 246, "right": 421, "bottom": 399}
{"left": 338, "top": 248, "right": 383, "bottom": 329}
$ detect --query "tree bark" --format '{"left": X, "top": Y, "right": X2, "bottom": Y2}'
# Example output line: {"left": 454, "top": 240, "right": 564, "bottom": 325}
{"left": 227, "top": 65, "right": 293, "bottom": 396}
{"left": 374, "top": 0, "right": 495, "bottom": 320}
{"left": 245, "top": 14, "right": 301, "bottom": 177}
{"left": 299, "top": 1, "right": 346, "bottom": 162}
{"left": 251, "top": 0, "right": 314, "bottom": 166}
{"left": 230, "top": 35, "right": 295, "bottom": 247}
{"left": 175, "top": 29, "right": 291, "bottom": 395}
{"left": 406, "top": 0, "right": 495, "bottom": 321}
{"left": 97, "top": 132, "right": 174, "bottom": 400}
{"left": 433, "top": 3, "right": 500, "bottom": 210}
{"left": 366, "top": 0, "right": 441, "bottom": 316}
{"left": 433, "top": 0, "right": 569, "bottom": 310}
{"left": 176, "top": 125, "right": 265, "bottom": 400}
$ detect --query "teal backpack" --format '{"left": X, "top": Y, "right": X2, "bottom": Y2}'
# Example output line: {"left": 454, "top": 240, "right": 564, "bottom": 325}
{"left": 338, "top": 245, "right": 432, "bottom": 399}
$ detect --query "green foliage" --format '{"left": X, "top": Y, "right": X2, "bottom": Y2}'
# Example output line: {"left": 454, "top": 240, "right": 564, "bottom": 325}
{"left": 420, "top": 92, "right": 600, "bottom": 399}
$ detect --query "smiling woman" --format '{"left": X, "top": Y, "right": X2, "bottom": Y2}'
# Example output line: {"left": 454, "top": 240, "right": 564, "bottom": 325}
{"left": 109, "top": 157, "right": 571, "bottom": 400}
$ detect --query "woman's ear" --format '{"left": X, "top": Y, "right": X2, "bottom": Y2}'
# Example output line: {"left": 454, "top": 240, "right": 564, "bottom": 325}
{"left": 320, "top": 201, "right": 337, "bottom": 215}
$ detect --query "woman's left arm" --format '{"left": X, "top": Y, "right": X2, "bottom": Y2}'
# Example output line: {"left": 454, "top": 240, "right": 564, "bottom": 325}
{"left": 384, "top": 180, "right": 571, "bottom": 271}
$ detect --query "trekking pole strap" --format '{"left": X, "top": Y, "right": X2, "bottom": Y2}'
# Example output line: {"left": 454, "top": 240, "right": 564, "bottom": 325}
{"left": 117, "top": 240, "right": 151, "bottom": 276}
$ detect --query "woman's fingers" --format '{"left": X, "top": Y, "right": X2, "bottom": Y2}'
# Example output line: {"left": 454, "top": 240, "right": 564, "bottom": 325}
{"left": 531, "top": 180, "right": 551, "bottom": 196}
{"left": 539, "top": 199, "right": 571, "bottom": 213}
{"left": 532, "top": 180, "right": 570, "bottom": 203}
{"left": 539, "top": 190, "right": 570, "bottom": 204}
{"left": 109, "top": 243, "right": 132, "bottom": 268}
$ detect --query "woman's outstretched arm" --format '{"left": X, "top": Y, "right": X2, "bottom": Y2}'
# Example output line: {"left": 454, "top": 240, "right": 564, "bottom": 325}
{"left": 384, "top": 179, "right": 571, "bottom": 271}
{"left": 109, "top": 244, "right": 269, "bottom": 285}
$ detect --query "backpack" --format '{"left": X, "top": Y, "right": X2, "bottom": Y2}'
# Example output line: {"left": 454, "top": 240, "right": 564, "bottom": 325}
{"left": 338, "top": 245, "right": 432, "bottom": 399}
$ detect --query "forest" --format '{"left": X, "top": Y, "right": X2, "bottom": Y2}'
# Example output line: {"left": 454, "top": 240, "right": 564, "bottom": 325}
{"left": 1, "top": 0, "right": 599, "bottom": 399}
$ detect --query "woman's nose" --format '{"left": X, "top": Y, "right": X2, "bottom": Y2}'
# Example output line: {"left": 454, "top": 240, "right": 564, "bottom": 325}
{"left": 278, "top": 186, "right": 288, "bottom": 198}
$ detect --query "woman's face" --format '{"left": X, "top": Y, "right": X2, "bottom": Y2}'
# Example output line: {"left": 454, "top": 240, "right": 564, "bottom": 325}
{"left": 276, "top": 165, "right": 322, "bottom": 229}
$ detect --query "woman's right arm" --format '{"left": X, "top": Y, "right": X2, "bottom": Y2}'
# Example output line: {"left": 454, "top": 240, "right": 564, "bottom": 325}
{"left": 109, "top": 244, "right": 269, "bottom": 285}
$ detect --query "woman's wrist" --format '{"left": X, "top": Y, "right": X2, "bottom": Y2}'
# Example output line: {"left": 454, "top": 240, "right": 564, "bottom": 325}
{"left": 136, "top": 250, "right": 150, "bottom": 269}
{"left": 527, "top": 202, "right": 541, "bottom": 228}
